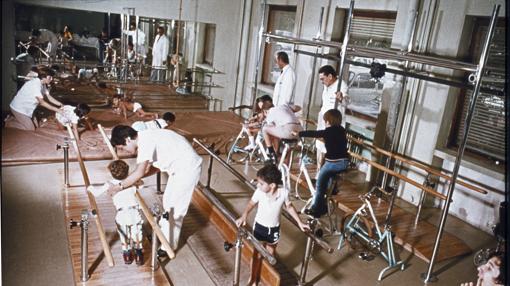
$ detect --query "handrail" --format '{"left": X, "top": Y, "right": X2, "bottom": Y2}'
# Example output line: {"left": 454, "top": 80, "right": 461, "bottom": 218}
{"left": 193, "top": 138, "right": 334, "bottom": 254}
{"left": 347, "top": 135, "right": 488, "bottom": 195}
{"left": 263, "top": 33, "right": 478, "bottom": 72}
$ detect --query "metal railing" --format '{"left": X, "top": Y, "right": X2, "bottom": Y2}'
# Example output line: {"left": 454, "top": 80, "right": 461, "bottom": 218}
{"left": 193, "top": 138, "right": 334, "bottom": 285}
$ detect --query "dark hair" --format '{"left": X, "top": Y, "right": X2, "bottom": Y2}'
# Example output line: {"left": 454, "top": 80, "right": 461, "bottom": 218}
{"left": 162, "top": 112, "right": 175, "bottom": 123}
{"left": 276, "top": 51, "right": 289, "bottom": 64}
{"left": 31, "top": 29, "right": 41, "bottom": 37}
{"left": 489, "top": 252, "right": 506, "bottom": 285}
{"left": 157, "top": 26, "right": 165, "bottom": 32}
{"left": 110, "top": 125, "right": 138, "bottom": 146}
{"left": 74, "top": 103, "right": 91, "bottom": 118}
{"left": 256, "top": 163, "right": 282, "bottom": 185}
{"left": 318, "top": 65, "right": 337, "bottom": 77}
{"left": 323, "top": 109, "right": 342, "bottom": 127}
{"left": 255, "top": 94, "right": 274, "bottom": 113}
{"left": 108, "top": 160, "right": 129, "bottom": 180}
{"left": 128, "top": 42, "right": 134, "bottom": 48}
{"left": 27, "top": 46, "right": 38, "bottom": 57}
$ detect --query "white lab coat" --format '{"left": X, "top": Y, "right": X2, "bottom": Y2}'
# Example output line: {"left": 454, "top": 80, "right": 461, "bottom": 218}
{"left": 273, "top": 64, "right": 296, "bottom": 106}
{"left": 151, "top": 34, "right": 169, "bottom": 68}
{"left": 124, "top": 29, "right": 146, "bottom": 56}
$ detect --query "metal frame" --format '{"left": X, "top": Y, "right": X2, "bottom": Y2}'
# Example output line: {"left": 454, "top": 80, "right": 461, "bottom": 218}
{"left": 193, "top": 138, "right": 334, "bottom": 286}
{"left": 259, "top": 1, "right": 502, "bottom": 282}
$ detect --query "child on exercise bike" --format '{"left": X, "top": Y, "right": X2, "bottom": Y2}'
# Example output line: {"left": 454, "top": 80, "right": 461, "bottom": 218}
{"left": 294, "top": 109, "right": 348, "bottom": 218}
{"left": 242, "top": 95, "right": 273, "bottom": 151}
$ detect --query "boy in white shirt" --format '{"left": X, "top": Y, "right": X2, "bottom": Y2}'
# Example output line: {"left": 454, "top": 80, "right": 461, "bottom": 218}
{"left": 236, "top": 164, "right": 309, "bottom": 286}
{"left": 88, "top": 160, "right": 145, "bottom": 265}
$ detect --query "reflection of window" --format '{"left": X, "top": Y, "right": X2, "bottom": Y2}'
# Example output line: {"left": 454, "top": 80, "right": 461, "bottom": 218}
{"left": 203, "top": 24, "right": 215, "bottom": 65}
{"left": 348, "top": 10, "right": 396, "bottom": 48}
{"left": 261, "top": 5, "right": 296, "bottom": 85}
{"left": 450, "top": 18, "right": 505, "bottom": 162}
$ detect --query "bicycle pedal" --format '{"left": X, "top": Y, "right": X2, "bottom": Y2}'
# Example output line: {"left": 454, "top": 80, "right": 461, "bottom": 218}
{"left": 358, "top": 252, "right": 374, "bottom": 261}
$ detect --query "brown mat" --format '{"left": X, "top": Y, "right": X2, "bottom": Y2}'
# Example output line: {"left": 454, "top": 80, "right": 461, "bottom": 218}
{"left": 2, "top": 111, "right": 242, "bottom": 165}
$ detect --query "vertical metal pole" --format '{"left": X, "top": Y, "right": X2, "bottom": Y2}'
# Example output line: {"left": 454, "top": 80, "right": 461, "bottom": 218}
{"left": 251, "top": 0, "right": 267, "bottom": 111}
{"left": 299, "top": 236, "right": 314, "bottom": 285}
{"left": 422, "top": 5, "right": 500, "bottom": 282}
{"left": 156, "top": 171, "right": 162, "bottom": 194}
{"left": 80, "top": 210, "right": 89, "bottom": 282}
{"left": 382, "top": 4, "right": 420, "bottom": 226}
{"left": 304, "top": 7, "right": 324, "bottom": 129}
{"left": 233, "top": 232, "right": 244, "bottom": 286}
{"left": 206, "top": 154, "right": 214, "bottom": 189}
{"left": 63, "top": 141, "right": 70, "bottom": 187}
{"left": 334, "top": 0, "right": 354, "bottom": 109}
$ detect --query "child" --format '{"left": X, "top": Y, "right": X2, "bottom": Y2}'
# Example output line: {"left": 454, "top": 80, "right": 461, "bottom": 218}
{"left": 87, "top": 160, "right": 145, "bottom": 265}
{"left": 294, "top": 109, "right": 348, "bottom": 218}
{"left": 116, "top": 95, "right": 158, "bottom": 120}
{"left": 55, "top": 103, "right": 93, "bottom": 140}
{"left": 131, "top": 112, "right": 176, "bottom": 131}
{"left": 243, "top": 95, "right": 273, "bottom": 151}
{"left": 236, "top": 164, "right": 309, "bottom": 286}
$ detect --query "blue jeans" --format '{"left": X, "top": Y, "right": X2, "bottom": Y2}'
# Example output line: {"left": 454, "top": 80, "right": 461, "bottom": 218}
{"left": 312, "top": 159, "right": 349, "bottom": 214}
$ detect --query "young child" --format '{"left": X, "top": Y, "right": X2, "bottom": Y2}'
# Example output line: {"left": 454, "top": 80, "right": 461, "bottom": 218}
{"left": 116, "top": 95, "right": 158, "bottom": 120}
{"left": 294, "top": 109, "right": 348, "bottom": 218}
{"left": 87, "top": 160, "right": 145, "bottom": 265}
{"left": 55, "top": 103, "right": 93, "bottom": 140}
{"left": 236, "top": 164, "right": 309, "bottom": 286}
{"left": 243, "top": 95, "right": 273, "bottom": 151}
{"left": 131, "top": 112, "right": 176, "bottom": 131}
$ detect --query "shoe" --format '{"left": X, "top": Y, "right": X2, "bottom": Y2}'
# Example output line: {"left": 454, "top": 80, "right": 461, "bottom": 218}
{"left": 123, "top": 249, "right": 134, "bottom": 264}
{"left": 135, "top": 248, "right": 144, "bottom": 265}
{"left": 243, "top": 144, "right": 256, "bottom": 151}
{"left": 304, "top": 208, "right": 321, "bottom": 218}
{"left": 157, "top": 248, "right": 168, "bottom": 258}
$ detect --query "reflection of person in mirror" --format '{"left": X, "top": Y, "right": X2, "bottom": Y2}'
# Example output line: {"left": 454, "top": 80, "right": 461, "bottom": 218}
{"left": 272, "top": 51, "right": 296, "bottom": 106}
{"left": 316, "top": 65, "right": 350, "bottom": 173}
{"left": 150, "top": 26, "right": 169, "bottom": 82}
{"left": 461, "top": 252, "right": 505, "bottom": 286}
{"left": 123, "top": 23, "right": 146, "bottom": 60}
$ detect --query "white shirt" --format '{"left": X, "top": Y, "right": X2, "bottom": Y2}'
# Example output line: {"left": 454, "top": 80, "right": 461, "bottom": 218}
{"left": 131, "top": 119, "right": 167, "bottom": 132}
{"left": 10, "top": 78, "right": 45, "bottom": 117}
{"left": 252, "top": 187, "right": 290, "bottom": 227}
{"left": 88, "top": 179, "right": 138, "bottom": 210}
{"left": 265, "top": 104, "right": 300, "bottom": 126}
{"left": 273, "top": 65, "right": 296, "bottom": 106}
{"left": 136, "top": 129, "right": 202, "bottom": 173}
{"left": 132, "top": 102, "right": 142, "bottom": 112}
{"left": 56, "top": 105, "right": 80, "bottom": 125}
{"left": 318, "top": 79, "right": 349, "bottom": 130}
{"left": 151, "top": 34, "right": 169, "bottom": 67}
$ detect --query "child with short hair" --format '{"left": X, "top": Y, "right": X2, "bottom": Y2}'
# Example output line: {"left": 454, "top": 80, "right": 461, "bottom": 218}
{"left": 116, "top": 95, "right": 158, "bottom": 120}
{"left": 294, "top": 109, "right": 348, "bottom": 218}
{"left": 55, "top": 103, "right": 93, "bottom": 140}
{"left": 87, "top": 160, "right": 145, "bottom": 265}
{"left": 236, "top": 163, "right": 309, "bottom": 286}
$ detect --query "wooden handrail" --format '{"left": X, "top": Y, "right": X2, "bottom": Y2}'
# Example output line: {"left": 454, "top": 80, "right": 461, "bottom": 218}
{"left": 347, "top": 135, "right": 488, "bottom": 195}
{"left": 65, "top": 125, "right": 115, "bottom": 267}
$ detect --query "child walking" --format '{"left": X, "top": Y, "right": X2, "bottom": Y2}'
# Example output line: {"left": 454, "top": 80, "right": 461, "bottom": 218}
{"left": 236, "top": 164, "right": 309, "bottom": 286}
{"left": 294, "top": 109, "right": 348, "bottom": 218}
{"left": 88, "top": 160, "right": 145, "bottom": 265}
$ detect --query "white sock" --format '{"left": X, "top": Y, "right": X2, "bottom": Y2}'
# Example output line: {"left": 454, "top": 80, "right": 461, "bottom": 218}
{"left": 248, "top": 136, "right": 255, "bottom": 146}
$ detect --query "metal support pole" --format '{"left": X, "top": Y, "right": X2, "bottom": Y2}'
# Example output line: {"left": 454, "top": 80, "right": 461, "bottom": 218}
{"left": 334, "top": 0, "right": 354, "bottom": 109}
{"left": 57, "top": 139, "right": 70, "bottom": 187}
{"left": 156, "top": 171, "right": 162, "bottom": 194}
{"left": 70, "top": 209, "right": 90, "bottom": 282}
{"left": 299, "top": 230, "right": 315, "bottom": 285}
{"left": 422, "top": 5, "right": 500, "bottom": 283}
{"left": 304, "top": 7, "right": 324, "bottom": 129}
{"left": 251, "top": 0, "right": 267, "bottom": 111}
{"left": 206, "top": 154, "right": 214, "bottom": 189}
{"left": 233, "top": 232, "right": 244, "bottom": 286}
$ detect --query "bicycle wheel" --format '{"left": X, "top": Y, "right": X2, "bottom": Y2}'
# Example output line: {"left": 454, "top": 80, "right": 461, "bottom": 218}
{"left": 226, "top": 136, "right": 249, "bottom": 163}
{"left": 341, "top": 211, "right": 373, "bottom": 250}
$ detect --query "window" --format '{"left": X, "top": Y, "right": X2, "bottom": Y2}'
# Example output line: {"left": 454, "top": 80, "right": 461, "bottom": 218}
{"left": 450, "top": 18, "right": 506, "bottom": 163}
{"left": 203, "top": 24, "right": 215, "bottom": 65}
{"left": 261, "top": 5, "right": 296, "bottom": 85}
{"left": 336, "top": 9, "right": 397, "bottom": 121}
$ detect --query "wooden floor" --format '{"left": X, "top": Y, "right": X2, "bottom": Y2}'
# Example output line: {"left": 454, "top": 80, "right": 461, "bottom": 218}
{"left": 62, "top": 185, "right": 171, "bottom": 285}
{"left": 289, "top": 164, "right": 472, "bottom": 264}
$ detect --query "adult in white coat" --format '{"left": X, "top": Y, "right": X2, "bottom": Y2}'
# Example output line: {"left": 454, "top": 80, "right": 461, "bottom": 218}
{"left": 150, "top": 26, "right": 169, "bottom": 82}
{"left": 123, "top": 23, "right": 147, "bottom": 60}
{"left": 108, "top": 125, "right": 202, "bottom": 253}
{"left": 272, "top": 51, "right": 296, "bottom": 106}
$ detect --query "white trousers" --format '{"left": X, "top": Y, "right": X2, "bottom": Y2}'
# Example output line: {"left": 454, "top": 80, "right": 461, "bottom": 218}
{"left": 160, "top": 164, "right": 202, "bottom": 250}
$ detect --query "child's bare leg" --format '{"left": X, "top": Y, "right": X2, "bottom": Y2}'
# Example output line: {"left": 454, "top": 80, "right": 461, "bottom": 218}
{"left": 247, "top": 251, "right": 262, "bottom": 286}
